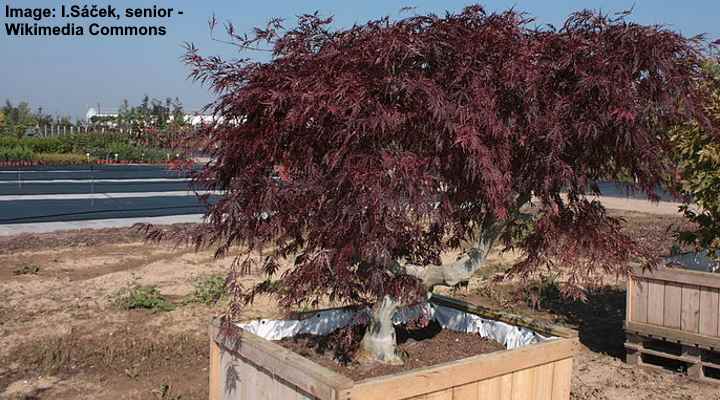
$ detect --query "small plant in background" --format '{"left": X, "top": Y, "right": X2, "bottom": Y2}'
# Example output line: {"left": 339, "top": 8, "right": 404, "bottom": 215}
{"left": 152, "top": 384, "right": 183, "bottom": 400}
{"left": 184, "top": 274, "right": 226, "bottom": 305}
{"left": 152, "top": 383, "right": 182, "bottom": 400}
{"left": 27, "top": 328, "right": 79, "bottom": 374}
{"left": 13, "top": 264, "right": 41, "bottom": 275}
{"left": 113, "top": 284, "right": 175, "bottom": 312}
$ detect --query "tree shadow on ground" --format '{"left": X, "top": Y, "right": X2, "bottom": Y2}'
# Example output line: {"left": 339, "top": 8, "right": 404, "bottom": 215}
{"left": 544, "top": 286, "right": 627, "bottom": 360}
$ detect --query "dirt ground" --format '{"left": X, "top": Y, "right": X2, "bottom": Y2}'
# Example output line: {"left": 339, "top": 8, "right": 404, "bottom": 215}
{"left": 1, "top": 211, "right": 719, "bottom": 399}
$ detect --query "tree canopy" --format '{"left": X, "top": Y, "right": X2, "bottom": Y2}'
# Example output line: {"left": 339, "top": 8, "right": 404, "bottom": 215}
{"left": 176, "top": 6, "right": 717, "bottom": 317}
{"left": 673, "top": 61, "right": 720, "bottom": 260}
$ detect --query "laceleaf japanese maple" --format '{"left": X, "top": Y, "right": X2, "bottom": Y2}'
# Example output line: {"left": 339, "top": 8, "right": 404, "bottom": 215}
{"left": 169, "top": 6, "right": 718, "bottom": 364}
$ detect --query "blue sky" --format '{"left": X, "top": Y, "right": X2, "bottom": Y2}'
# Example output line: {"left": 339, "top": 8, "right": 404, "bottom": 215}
{"left": 1, "top": 1, "right": 718, "bottom": 119}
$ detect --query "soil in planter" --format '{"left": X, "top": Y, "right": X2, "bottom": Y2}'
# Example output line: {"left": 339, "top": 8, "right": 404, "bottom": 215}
{"left": 276, "top": 321, "right": 505, "bottom": 381}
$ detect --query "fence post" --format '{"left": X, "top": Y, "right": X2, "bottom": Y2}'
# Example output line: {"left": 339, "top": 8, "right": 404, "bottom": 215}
{"left": 90, "top": 162, "right": 95, "bottom": 207}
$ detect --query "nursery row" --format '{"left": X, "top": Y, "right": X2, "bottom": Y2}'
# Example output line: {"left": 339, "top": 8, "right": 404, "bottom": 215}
{"left": 0, "top": 133, "right": 178, "bottom": 164}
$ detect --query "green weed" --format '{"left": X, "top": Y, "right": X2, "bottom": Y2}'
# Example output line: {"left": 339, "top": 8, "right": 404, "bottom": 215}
{"left": 13, "top": 264, "right": 41, "bottom": 275}
{"left": 184, "top": 274, "right": 226, "bottom": 305}
{"left": 113, "top": 284, "right": 175, "bottom": 312}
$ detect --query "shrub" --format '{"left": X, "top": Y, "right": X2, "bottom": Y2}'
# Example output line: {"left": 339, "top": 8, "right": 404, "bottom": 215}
{"left": 0, "top": 136, "right": 21, "bottom": 148}
{"left": 672, "top": 62, "right": 720, "bottom": 260}
{"left": 105, "top": 141, "right": 144, "bottom": 161}
{"left": 113, "top": 285, "right": 175, "bottom": 312}
{"left": 23, "top": 136, "right": 68, "bottom": 153}
{"left": 184, "top": 275, "right": 226, "bottom": 305}
{"left": 0, "top": 145, "right": 32, "bottom": 161}
{"left": 141, "top": 147, "right": 170, "bottom": 162}
{"left": 33, "top": 153, "right": 90, "bottom": 165}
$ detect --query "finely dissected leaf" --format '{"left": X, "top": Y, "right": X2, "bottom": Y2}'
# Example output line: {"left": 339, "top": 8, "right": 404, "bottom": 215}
{"left": 167, "top": 6, "right": 717, "bottom": 311}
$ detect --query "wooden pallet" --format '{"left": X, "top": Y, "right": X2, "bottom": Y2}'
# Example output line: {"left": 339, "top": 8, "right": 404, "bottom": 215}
{"left": 625, "top": 333, "right": 720, "bottom": 382}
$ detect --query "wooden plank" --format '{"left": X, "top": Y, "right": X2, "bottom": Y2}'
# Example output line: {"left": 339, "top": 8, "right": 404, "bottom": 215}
{"left": 274, "top": 382, "right": 305, "bottom": 400}
{"left": 451, "top": 382, "right": 478, "bottom": 399}
{"left": 681, "top": 285, "right": 701, "bottom": 333}
{"left": 431, "top": 295, "right": 578, "bottom": 339}
{"left": 626, "top": 276, "right": 633, "bottom": 328}
{"left": 663, "top": 283, "right": 682, "bottom": 329}
{"left": 550, "top": 358, "right": 573, "bottom": 400}
{"left": 499, "top": 374, "right": 513, "bottom": 400}
{"left": 424, "top": 389, "right": 453, "bottom": 399}
{"left": 624, "top": 342, "right": 703, "bottom": 365}
{"left": 241, "top": 360, "right": 258, "bottom": 400}
{"left": 646, "top": 280, "right": 665, "bottom": 326}
{"left": 533, "top": 363, "right": 555, "bottom": 400}
{"left": 210, "top": 319, "right": 353, "bottom": 400}
{"left": 510, "top": 367, "right": 535, "bottom": 400}
{"left": 209, "top": 339, "right": 221, "bottom": 400}
{"left": 632, "top": 265, "right": 720, "bottom": 290}
{"left": 699, "top": 287, "right": 720, "bottom": 337}
{"left": 625, "top": 321, "right": 720, "bottom": 350}
{"left": 476, "top": 374, "right": 513, "bottom": 400}
{"left": 477, "top": 376, "right": 503, "bottom": 400}
{"left": 217, "top": 350, "right": 244, "bottom": 400}
{"left": 254, "top": 365, "right": 278, "bottom": 400}
{"left": 630, "top": 278, "right": 648, "bottom": 323}
{"left": 349, "top": 338, "right": 577, "bottom": 400}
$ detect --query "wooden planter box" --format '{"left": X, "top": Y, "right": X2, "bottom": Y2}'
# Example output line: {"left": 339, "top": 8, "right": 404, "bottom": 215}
{"left": 209, "top": 296, "right": 578, "bottom": 400}
{"left": 625, "top": 265, "right": 720, "bottom": 381}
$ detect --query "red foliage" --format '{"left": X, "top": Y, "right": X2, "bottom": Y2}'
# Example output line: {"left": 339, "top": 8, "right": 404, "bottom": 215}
{"left": 176, "top": 6, "right": 716, "bottom": 308}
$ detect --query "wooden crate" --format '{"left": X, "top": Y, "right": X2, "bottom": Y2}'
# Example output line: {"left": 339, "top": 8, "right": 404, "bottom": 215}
{"left": 209, "top": 296, "right": 579, "bottom": 400}
{"left": 626, "top": 265, "right": 720, "bottom": 349}
{"left": 625, "top": 265, "right": 720, "bottom": 381}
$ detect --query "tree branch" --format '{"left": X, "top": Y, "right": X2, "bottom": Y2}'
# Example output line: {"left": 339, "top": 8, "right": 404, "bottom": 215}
{"left": 403, "top": 222, "right": 499, "bottom": 289}
{"left": 402, "top": 194, "right": 531, "bottom": 290}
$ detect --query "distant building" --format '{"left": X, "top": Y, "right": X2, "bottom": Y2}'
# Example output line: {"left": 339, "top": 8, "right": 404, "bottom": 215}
{"left": 85, "top": 107, "right": 118, "bottom": 121}
{"left": 85, "top": 107, "right": 215, "bottom": 127}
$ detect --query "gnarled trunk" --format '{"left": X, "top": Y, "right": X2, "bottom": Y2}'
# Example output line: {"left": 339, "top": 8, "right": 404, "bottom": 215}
{"left": 359, "top": 295, "right": 404, "bottom": 365}
{"left": 357, "top": 210, "right": 525, "bottom": 364}
{"left": 358, "top": 234, "right": 497, "bottom": 365}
